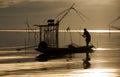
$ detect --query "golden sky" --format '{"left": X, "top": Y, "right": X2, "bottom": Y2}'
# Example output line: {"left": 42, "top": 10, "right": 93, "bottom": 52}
{"left": 0, "top": 0, "right": 120, "bottom": 30}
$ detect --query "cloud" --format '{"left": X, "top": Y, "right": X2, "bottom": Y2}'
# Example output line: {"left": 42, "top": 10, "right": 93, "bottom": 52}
{"left": 0, "top": 0, "right": 26, "bottom": 8}
{"left": 0, "top": 0, "right": 68, "bottom": 8}
{"left": 0, "top": 0, "right": 70, "bottom": 29}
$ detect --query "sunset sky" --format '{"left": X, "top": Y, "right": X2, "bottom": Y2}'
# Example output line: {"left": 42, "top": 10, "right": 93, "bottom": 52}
{"left": 0, "top": 0, "right": 120, "bottom": 30}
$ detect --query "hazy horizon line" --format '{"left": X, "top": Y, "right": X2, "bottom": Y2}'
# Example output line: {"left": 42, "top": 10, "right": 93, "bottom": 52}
{"left": 0, "top": 29, "right": 120, "bottom": 33}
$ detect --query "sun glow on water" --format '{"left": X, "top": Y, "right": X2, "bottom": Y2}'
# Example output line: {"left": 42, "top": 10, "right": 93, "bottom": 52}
{"left": 70, "top": 69, "right": 119, "bottom": 77}
{"left": 93, "top": 48, "right": 120, "bottom": 51}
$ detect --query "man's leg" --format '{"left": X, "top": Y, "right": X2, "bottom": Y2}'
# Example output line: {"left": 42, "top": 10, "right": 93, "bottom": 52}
{"left": 86, "top": 41, "right": 89, "bottom": 47}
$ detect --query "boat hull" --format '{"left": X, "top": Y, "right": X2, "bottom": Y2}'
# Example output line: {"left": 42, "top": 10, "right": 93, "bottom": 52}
{"left": 35, "top": 46, "right": 94, "bottom": 61}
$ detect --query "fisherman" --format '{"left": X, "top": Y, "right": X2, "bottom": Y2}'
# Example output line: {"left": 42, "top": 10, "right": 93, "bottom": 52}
{"left": 82, "top": 28, "right": 91, "bottom": 47}
{"left": 82, "top": 28, "right": 91, "bottom": 61}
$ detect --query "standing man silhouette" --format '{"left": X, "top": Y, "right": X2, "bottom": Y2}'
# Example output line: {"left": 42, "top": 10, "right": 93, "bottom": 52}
{"left": 82, "top": 28, "right": 91, "bottom": 47}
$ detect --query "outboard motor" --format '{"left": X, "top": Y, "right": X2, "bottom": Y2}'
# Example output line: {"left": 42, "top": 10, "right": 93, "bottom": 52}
{"left": 38, "top": 41, "right": 48, "bottom": 50}
{"left": 35, "top": 41, "right": 48, "bottom": 61}
{"left": 35, "top": 41, "right": 48, "bottom": 51}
